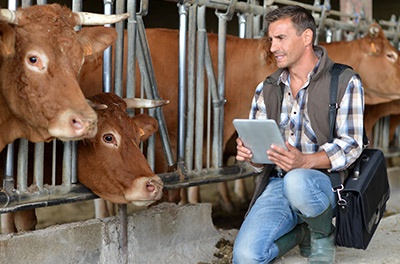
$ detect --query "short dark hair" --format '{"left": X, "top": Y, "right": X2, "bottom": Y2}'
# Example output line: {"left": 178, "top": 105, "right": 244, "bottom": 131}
{"left": 266, "top": 5, "right": 316, "bottom": 44}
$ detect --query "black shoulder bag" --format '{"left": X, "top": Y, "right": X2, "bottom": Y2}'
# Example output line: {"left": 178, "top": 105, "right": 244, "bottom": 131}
{"left": 329, "top": 63, "right": 390, "bottom": 250}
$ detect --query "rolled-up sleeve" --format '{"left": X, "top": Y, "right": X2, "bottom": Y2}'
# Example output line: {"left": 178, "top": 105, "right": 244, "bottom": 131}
{"left": 249, "top": 81, "right": 267, "bottom": 120}
{"left": 319, "top": 75, "right": 364, "bottom": 171}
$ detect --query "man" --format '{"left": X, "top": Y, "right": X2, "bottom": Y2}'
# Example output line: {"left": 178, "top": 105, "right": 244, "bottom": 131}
{"left": 232, "top": 5, "right": 364, "bottom": 264}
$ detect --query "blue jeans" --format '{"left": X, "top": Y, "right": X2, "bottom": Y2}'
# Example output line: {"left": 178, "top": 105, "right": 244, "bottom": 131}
{"left": 232, "top": 168, "right": 337, "bottom": 264}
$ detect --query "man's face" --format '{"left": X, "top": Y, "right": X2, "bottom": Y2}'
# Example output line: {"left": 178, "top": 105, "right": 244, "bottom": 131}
{"left": 268, "top": 18, "right": 306, "bottom": 69}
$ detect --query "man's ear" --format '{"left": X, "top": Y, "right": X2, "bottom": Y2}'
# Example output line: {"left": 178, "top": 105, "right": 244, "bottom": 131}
{"left": 303, "top": 28, "right": 314, "bottom": 46}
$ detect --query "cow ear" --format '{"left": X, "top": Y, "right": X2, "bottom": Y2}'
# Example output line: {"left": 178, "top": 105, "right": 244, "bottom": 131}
{"left": 0, "top": 23, "right": 15, "bottom": 57}
{"left": 77, "top": 27, "right": 117, "bottom": 61}
{"left": 131, "top": 114, "right": 159, "bottom": 142}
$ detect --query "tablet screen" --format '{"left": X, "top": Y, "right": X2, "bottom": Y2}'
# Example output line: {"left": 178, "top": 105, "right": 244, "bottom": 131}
{"left": 233, "top": 119, "right": 286, "bottom": 164}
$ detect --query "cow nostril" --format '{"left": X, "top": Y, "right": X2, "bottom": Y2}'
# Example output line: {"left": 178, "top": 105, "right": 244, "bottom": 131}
{"left": 146, "top": 182, "right": 155, "bottom": 192}
{"left": 71, "top": 117, "right": 84, "bottom": 130}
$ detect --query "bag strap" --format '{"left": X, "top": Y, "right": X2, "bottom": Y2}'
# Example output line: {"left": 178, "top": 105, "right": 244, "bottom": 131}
{"left": 329, "top": 63, "right": 367, "bottom": 190}
{"left": 328, "top": 63, "right": 350, "bottom": 189}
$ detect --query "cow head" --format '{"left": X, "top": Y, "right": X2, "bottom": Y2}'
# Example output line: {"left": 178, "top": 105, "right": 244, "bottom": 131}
{"left": 354, "top": 23, "right": 400, "bottom": 104}
{"left": 78, "top": 93, "right": 168, "bottom": 206}
{"left": 0, "top": 4, "right": 129, "bottom": 151}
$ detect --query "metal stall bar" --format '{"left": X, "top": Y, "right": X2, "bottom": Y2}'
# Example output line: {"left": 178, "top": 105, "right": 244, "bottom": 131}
{"left": 379, "top": 15, "right": 400, "bottom": 48}
{"left": 315, "top": 0, "right": 329, "bottom": 44}
{"left": 214, "top": 0, "right": 236, "bottom": 168}
{"left": 126, "top": 0, "right": 138, "bottom": 100}
{"left": 136, "top": 0, "right": 156, "bottom": 168}
{"left": 184, "top": 3, "right": 198, "bottom": 172}
{"left": 161, "top": 164, "right": 259, "bottom": 189}
{"left": 135, "top": 9, "right": 174, "bottom": 168}
{"left": 17, "top": 140, "right": 28, "bottom": 193}
{"left": 114, "top": 0, "right": 126, "bottom": 97}
{"left": 194, "top": 5, "right": 207, "bottom": 171}
{"left": 167, "top": 0, "right": 372, "bottom": 36}
{"left": 103, "top": 0, "right": 114, "bottom": 93}
{"left": 177, "top": 3, "right": 189, "bottom": 167}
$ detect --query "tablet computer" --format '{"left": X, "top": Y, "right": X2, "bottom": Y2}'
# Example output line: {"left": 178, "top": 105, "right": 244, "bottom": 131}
{"left": 233, "top": 119, "right": 286, "bottom": 164}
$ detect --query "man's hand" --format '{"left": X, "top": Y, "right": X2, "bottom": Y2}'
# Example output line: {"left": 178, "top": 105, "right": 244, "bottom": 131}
{"left": 236, "top": 137, "right": 253, "bottom": 162}
{"left": 266, "top": 141, "right": 308, "bottom": 171}
{"left": 267, "top": 141, "right": 331, "bottom": 171}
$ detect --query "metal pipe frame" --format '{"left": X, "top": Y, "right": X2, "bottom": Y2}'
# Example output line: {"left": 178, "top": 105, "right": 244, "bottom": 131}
{"left": 0, "top": 184, "right": 97, "bottom": 214}
{"left": 177, "top": 3, "right": 189, "bottom": 165}
{"left": 194, "top": 5, "right": 206, "bottom": 171}
{"left": 135, "top": 14, "right": 174, "bottom": 167}
{"left": 160, "top": 163, "right": 259, "bottom": 189}
{"left": 184, "top": 4, "right": 197, "bottom": 172}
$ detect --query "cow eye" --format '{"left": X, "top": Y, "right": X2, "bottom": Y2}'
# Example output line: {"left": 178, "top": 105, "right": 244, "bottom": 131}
{"left": 102, "top": 133, "right": 118, "bottom": 146}
{"left": 26, "top": 53, "right": 46, "bottom": 72}
{"left": 29, "top": 56, "right": 38, "bottom": 64}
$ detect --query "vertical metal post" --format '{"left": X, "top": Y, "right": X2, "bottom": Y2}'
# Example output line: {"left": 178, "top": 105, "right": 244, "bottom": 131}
{"left": 214, "top": 0, "right": 236, "bottom": 167}
{"left": 103, "top": 0, "right": 114, "bottom": 93}
{"left": 62, "top": 142, "right": 72, "bottom": 186}
{"left": 238, "top": 14, "right": 246, "bottom": 38}
{"left": 177, "top": 3, "right": 189, "bottom": 165}
{"left": 33, "top": 143, "right": 44, "bottom": 190}
{"left": 114, "top": 0, "right": 126, "bottom": 97}
{"left": 126, "top": 0, "right": 138, "bottom": 102}
{"left": 17, "top": 139, "right": 28, "bottom": 192}
{"left": 194, "top": 5, "right": 206, "bottom": 171}
{"left": 185, "top": 4, "right": 197, "bottom": 172}
{"left": 21, "top": 0, "right": 32, "bottom": 8}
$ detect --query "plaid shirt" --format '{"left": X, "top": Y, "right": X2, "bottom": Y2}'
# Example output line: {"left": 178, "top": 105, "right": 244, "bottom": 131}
{"left": 249, "top": 61, "right": 364, "bottom": 171}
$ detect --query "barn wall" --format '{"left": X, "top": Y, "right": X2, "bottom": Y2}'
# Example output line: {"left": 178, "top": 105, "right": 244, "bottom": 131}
{"left": 0, "top": 203, "right": 222, "bottom": 264}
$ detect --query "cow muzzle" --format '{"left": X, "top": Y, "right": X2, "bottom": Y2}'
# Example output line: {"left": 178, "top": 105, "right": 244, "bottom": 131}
{"left": 48, "top": 109, "right": 98, "bottom": 141}
{"left": 125, "top": 175, "right": 164, "bottom": 206}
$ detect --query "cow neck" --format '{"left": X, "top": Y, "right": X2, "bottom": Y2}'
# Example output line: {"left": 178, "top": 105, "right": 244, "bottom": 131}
{"left": 0, "top": 95, "right": 28, "bottom": 151}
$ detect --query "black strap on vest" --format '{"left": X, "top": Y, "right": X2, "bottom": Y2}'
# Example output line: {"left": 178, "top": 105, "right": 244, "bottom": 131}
{"left": 329, "top": 63, "right": 367, "bottom": 189}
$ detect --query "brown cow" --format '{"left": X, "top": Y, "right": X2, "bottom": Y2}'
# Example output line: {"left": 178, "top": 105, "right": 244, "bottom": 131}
{"left": 1, "top": 92, "right": 167, "bottom": 233}
{"left": 0, "top": 4, "right": 129, "bottom": 151}
{"left": 79, "top": 23, "right": 400, "bottom": 207}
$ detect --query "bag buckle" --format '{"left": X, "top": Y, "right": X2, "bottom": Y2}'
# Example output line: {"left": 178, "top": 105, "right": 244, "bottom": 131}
{"left": 332, "top": 184, "right": 347, "bottom": 208}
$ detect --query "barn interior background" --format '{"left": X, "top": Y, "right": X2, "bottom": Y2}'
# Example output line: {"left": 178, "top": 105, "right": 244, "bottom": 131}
{"left": 1, "top": 0, "right": 400, "bottom": 263}
{"left": 1, "top": 0, "right": 400, "bottom": 230}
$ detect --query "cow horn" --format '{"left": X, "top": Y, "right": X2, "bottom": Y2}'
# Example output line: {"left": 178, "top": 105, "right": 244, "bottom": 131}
{"left": 368, "top": 25, "right": 380, "bottom": 37}
{"left": 0, "top": 9, "right": 18, "bottom": 25}
{"left": 87, "top": 99, "right": 108, "bottom": 110}
{"left": 124, "top": 98, "right": 170, "bottom": 109}
{"left": 74, "top": 12, "right": 130, "bottom": 26}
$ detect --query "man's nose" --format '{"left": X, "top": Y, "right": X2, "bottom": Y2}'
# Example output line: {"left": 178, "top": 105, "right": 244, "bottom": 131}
{"left": 270, "top": 40, "right": 278, "bottom": 53}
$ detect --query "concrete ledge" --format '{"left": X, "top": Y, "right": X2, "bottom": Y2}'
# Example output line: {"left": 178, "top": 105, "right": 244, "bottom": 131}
{"left": 0, "top": 203, "right": 221, "bottom": 264}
